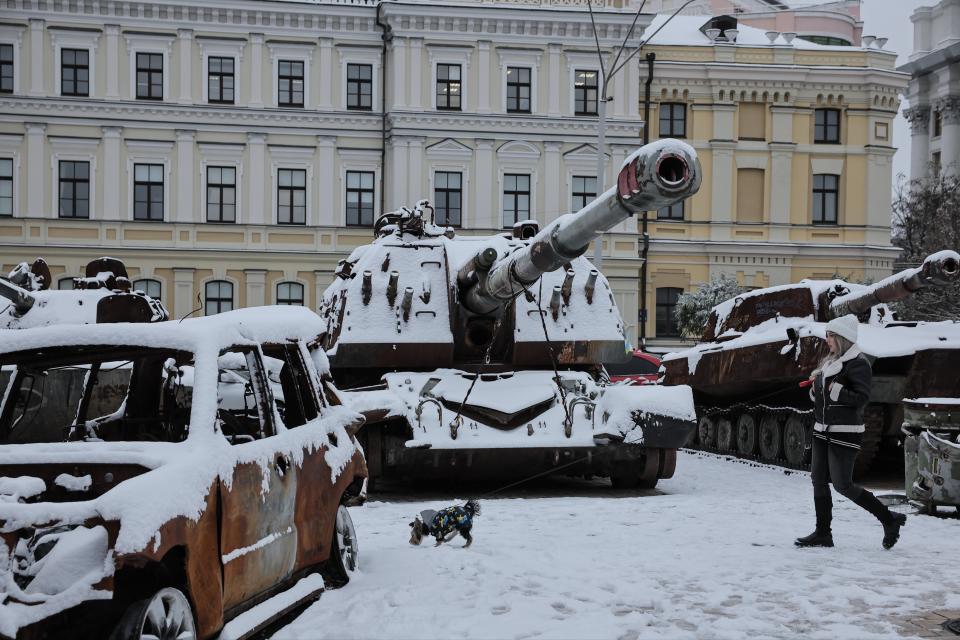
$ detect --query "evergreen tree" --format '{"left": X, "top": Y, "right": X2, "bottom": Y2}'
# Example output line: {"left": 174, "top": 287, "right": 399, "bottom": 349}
{"left": 673, "top": 273, "right": 746, "bottom": 340}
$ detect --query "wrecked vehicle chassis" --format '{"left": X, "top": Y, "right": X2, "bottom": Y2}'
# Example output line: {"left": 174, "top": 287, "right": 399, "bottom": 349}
{"left": 0, "top": 307, "right": 367, "bottom": 640}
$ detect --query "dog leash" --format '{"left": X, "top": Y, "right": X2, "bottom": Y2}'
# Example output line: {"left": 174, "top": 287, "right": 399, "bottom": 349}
{"left": 478, "top": 452, "right": 600, "bottom": 498}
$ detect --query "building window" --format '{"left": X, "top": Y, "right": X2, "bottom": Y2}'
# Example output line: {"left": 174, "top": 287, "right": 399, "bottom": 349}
{"left": 434, "top": 171, "right": 462, "bottom": 226}
{"left": 207, "top": 166, "right": 236, "bottom": 223}
{"left": 934, "top": 110, "right": 943, "bottom": 138}
{"left": 61, "top": 49, "right": 89, "bottom": 97}
{"left": 278, "top": 60, "right": 304, "bottom": 108}
{"left": 736, "top": 168, "right": 764, "bottom": 223}
{"left": 277, "top": 168, "right": 306, "bottom": 225}
{"left": 205, "top": 280, "right": 233, "bottom": 315}
{"left": 814, "top": 108, "right": 840, "bottom": 143}
{"left": 208, "top": 56, "right": 234, "bottom": 104}
{"left": 347, "top": 63, "right": 372, "bottom": 111}
{"left": 812, "top": 174, "right": 839, "bottom": 224}
{"left": 0, "top": 158, "right": 11, "bottom": 216}
{"left": 136, "top": 52, "right": 163, "bottom": 100}
{"left": 658, "top": 201, "right": 684, "bottom": 220}
{"left": 798, "top": 35, "right": 851, "bottom": 46}
{"left": 659, "top": 103, "right": 686, "bottom": 138}
{"left": 739, "top": 103, "right": 766, "bottom": 140}
{"left": 656, "top": 287, "right": 682, "bottom": 337}
{"left": 571, "top": 175, "right": 596, "bottom": 211}
{"left": 133, "top": 278, "right": 161, "bottom": 300}
{"left": 506, "top": 66, "right": 531, "bottom": 114}
{"left": 574, "top": 69, "right": 598, "bottom": 116}
{"left": 932, "top": 151, "right": 942, "bottom": 175}
{"left": 58, "top": 160, "right": 90, "bottom": 218}
{"left": 133, "top": 163, "right": 164, "bottom": 221}
{"left": 58, "top": 277, "right": 74, "bottom": 290}
{"left": 0, "top": 45, "right": 12, "bottom": 94}
{"left": 502, "top": 173, "right": 530, "bottom": 227}
{"left": 436, "top": 63, "right": 461, "bottom": 111}
{"left": 277, "top": 282, "right": 304, "bottom": 306}
{"left": 345, "top": 170, "right": 375, "bottom": 226}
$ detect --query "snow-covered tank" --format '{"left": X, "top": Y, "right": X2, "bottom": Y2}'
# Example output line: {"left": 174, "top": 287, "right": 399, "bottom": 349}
{"left": 320, "top": 140, "right": 702, "bottom": 488}
{"left": 661, "top": 250, "right": 960, "bottom": 477}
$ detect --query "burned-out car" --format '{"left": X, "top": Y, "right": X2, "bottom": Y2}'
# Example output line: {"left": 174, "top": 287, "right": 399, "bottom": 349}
{"left": 0, "top": 306, "right": 367, "bottom": 640}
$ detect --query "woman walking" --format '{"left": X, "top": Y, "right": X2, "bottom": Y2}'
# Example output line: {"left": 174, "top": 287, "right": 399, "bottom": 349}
{"left": 795, "top": 314, "right": 907, "bottom": 549}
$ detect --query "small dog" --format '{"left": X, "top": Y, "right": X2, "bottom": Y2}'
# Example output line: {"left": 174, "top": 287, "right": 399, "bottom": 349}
{"left": 409, "top": 499, "right": 480, "bottom": 548}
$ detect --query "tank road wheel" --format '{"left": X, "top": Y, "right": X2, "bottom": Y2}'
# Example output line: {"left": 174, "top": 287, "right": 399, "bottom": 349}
{"left": 611, "top": 451, "right": 659, "bottom": 489}
{"left": 697, "top": 416, "right": 717, "bottom": 449}
{"left": 716, "top": 417, "right": 735, "bottom": 452}
{"left": 758, "top": 413, "right": 783, "bottom": 462}
{"left": 111, "top": 587, "right": 197, "bottom": 640}
{"left": 783, "top": 415, "right": 811, "bottom": 468}
{"left": 736, "top": 413, "right": 758, "bottom": 457}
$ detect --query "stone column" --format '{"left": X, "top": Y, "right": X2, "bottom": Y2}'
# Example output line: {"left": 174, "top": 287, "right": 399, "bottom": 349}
{"left": 102, "top": 126, "right": 123, "bottom": 220}
{"left": 543, "top": 142, "right": 562, "bottom": 223}
{"left": 25, "top": 123, "right": 45, "bottom": 217}
{"left": 389, "top": 137, "right": 409, "bottom": 210}
{"left": 316, "top": 136, "right": 336, "bottom": 225}
{"left": 177, "top": 29, "right": 193, "bottom": 104}
{"left": 391, "top": 38, "right": 406, "bottom": 110}
{"left": 866, "top": 149, "right": 896, "bottom": 245}
{"left": 547, "top": 44, "right": 561, "bottom": 117}
{"left": 245, "top": 269, "right": 266, "bottom": 307}
{"left": 173, "top": 268, "right": 196, "bottom": 319}
{"left": 318, "top": 38, "right": 333, "bottom": 110}
{"left": 408, "top": 137, "right": 424, "bottom": 203}
{"left": 29, "top": 19, "right": 44, "bottom": 96}
{"left": 709, "top": 141, "right": 736, "bottom": 241}
{"left": 175, "top": 130, "right": 196, "bottom": 222}
{"left": 249, "top": 34, "right": 264, "bottom": 108}
{"left": 477, "top": 41, "right": 491, "bottom": 114}
{"left": 408, "top": 39, "right": 423, "bottom": 109}
{"left": 768, "top": 143, "right": 795, "bottom": 242}
{"left": 938, "top": 97, "right": 960, "bottom": 176}
{"left": 313, "top": 269, "right": 327, "bottom": 312}
{"left": 247, "top": 133, "right": 267, "bottom": 224}
{"left": 474, "top": 139, "right": 494, "bottom": 229}
{"left": 904, "top": 105, "right": 931, "bottom": 179}
{"left": 105, "top": 25, "right": 120, "bottom": 99}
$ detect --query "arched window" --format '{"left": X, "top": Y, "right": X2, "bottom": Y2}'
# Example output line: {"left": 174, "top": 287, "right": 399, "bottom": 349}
{"left": 276, "top": 281, "right": 304, "bottom": 306}
{"left": 57, "top": 276, "right": 75, "bottom": 290}
{"left": 205, "top": 280, "right": 233, "bottom": 315}
{"left": 133, "top": 278, "right": 161, "bottom": 300}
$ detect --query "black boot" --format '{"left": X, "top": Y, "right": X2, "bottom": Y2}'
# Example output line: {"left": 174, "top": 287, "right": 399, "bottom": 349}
{"left": 852, "top": 489, "right": 907, "bottom": 550}
{"left": 796, "top": 495, "right": 834, "bottom": 547}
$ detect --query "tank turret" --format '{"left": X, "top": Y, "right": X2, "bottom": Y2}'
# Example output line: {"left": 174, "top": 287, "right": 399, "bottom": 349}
{"left": 320, "top": 140, "right": 702, "bottom": 490}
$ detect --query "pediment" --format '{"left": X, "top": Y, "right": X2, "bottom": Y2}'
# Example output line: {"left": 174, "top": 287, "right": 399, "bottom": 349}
{"left": 496, "top": 140, "right": 540, "bottom": 159}
{"left": 425, "top": 138, "right": 474, "bottom": 159}
{"left": 563, "top": 143, "right": 608, "bottom": 161}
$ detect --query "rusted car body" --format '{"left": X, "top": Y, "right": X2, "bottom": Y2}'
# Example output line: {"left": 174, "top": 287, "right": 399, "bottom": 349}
{"left": 321, "top": 140, "right": 701, "bottom": 489}
{"left": 0, "top": 307, "right": 367, "bottom": 640}
{"left": 661, "top": 250, "right": 960, "bottom": 477}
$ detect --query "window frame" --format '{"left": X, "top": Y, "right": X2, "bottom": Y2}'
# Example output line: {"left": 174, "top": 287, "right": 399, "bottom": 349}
{"left": 276, "top": 281, "right": 305, "bottom": 306}
{"left": 133, "top": 278, "right": 162, "bottom": 301}
{"left": 207, "top": 56, "right": 235, "bottom": 105}
{"left": 655, "top": 287, "right": 683, "bottom": 338}
{"left": 60, "top": 48, "right": 90, "bottom": 97}
{"left": 435, "top": 62, "right": 462, "bottom": 111}
{"left": 205, "top": 280, "right": 234, "bottom": 316}
{"left": 506, "top": 66, "right": 532, "bottom": 114}
{"left": 502, "top": 172, "right": 531, "bottom": 228}
{"left": 0, "top": 43, "right": 13, "bottom": 94}
{"left": 571, "top": 175, "right": 597, "bottom": 212}
{"left": 133, "top": 162, "right": 165, "bottom": 222}
{"left": 276, "top": 168, "right": 307, "bottom": 226}
{"left": 345, "top": 170, "right": 376, "bottom": 227}
{"left": 657, "top": 200, "right": 685, "bottom": 221}
{"left": 814, "top": 108, "right": 841, "bottom": 144}
{"left": 58, "top": 160, "right": 90, "bottom": 219}
{"left": 135, "top": 51, "right": 164, "bottom": 101}
{"left": 433, "top": 170, "right": 463, "bottom": 227}
{"left": 0, "top": 157, "right": 13, "bottom": 216}
{"left": 346, "top": 63, "right": 373, "bottom": 111}
{"left": 574, "top": 69, "right": 598, "bottom": 116}
{"left": 277, "top": 59, "right": 305, "bottom": 108}
{"left": 812, "top": 173, "right": 839, "bottom": 225}
{"left": 206, "top": 165, "right": 237, "bottom": 223}
{"left": 659, "top": 103, "right": 686, "bottom": 139}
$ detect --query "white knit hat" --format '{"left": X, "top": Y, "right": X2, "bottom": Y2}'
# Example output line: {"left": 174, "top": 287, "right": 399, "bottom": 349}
{"left": 825, "top": 314, "right": 858, "bottom": 344}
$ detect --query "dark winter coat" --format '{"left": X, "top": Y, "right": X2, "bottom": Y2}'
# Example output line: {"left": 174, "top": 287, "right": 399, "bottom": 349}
{"left": 423, "top": 506, "right": 474, "bottom": 542}
{"left": 811, "top": 345, "right": 872, "bottom": 449}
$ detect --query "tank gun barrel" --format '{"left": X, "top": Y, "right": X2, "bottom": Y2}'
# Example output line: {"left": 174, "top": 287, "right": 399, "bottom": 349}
{"left": 462, "top": 139, "right": 701, "bottom": 315}
{"left": 828, "top": 250, "right": 960, "bottom": 319}
{"left": 0, "top": 277, "right": 35, "bottom": 317}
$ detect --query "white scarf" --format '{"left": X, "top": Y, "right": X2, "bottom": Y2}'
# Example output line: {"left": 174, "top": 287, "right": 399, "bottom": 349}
{"left": 813, "top": 345, "right": 862, "bottom": 380}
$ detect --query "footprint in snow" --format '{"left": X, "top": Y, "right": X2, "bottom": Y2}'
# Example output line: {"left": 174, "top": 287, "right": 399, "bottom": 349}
{"left": 491, "top": 605, "right": 511, "bottom": 616}
{"left": 551, "top": 602, "right": 574, "bottom": 615}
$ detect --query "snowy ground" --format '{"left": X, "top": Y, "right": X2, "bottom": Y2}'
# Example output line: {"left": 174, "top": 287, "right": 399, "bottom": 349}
{"left": 276, "top": 452, "right": 960, "bottom": 640}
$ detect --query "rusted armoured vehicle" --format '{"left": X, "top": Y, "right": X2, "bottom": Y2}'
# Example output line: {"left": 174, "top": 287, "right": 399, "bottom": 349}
{"left": 661, "top": 250, "right": 960, "bottom": 477}
{"left": 0, "top": 306, "right": 367, "bottom": 640}
{"left": 320, "top": 139, "right": 701, "bottom": 489}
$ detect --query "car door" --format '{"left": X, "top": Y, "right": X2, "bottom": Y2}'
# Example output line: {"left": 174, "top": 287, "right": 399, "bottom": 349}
{"left": 216, "top": 346, "right": 299, "bottom": 612}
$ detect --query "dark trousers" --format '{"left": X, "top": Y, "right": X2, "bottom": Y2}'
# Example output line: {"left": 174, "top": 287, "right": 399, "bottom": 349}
{"left": 810, "top": 436, "right": 863, "bottom": 502}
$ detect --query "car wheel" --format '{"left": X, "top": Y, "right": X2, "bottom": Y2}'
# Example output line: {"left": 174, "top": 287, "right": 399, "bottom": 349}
{"left": 111, "top": 587, "right": 196, "bottom": 640}
{"left": 323, "top": 505, "right": 359, "bottom": 587}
